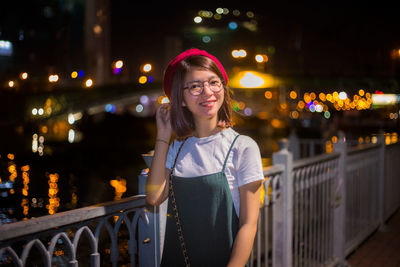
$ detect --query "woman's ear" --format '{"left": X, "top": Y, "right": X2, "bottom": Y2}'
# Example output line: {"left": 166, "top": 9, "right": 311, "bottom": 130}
{"left": 182, "top": 100, "right": 187, "bottom": 107}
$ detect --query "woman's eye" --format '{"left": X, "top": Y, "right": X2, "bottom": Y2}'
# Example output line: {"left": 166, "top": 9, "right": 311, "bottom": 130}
{"left": 190, "top": 84, "right": 201, "bottom": 90}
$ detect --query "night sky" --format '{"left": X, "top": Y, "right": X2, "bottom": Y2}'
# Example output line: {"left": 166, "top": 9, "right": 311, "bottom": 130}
{"left": 109, "top": 1, "right": 400, "bottom": 75}
{"left": 1, "top": 1, "right": 400, "bottom": 79}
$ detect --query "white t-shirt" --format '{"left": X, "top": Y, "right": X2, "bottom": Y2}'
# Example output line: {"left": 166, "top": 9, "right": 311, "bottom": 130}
{"left": 166, "top": 127, "right": 264, "bottom": 216}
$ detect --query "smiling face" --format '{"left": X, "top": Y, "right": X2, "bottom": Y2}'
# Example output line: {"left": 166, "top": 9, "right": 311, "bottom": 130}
{"left": 169, "top": 55, "right": 233, "bottom": 139}
{"left": 182, "top": 68, "right": 225, "bottom": 125}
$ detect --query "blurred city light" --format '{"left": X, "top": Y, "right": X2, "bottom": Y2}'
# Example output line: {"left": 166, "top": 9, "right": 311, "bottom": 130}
{"left": 112, "top": 60, "right": 123, "bottom": 75}
{"left": 216, "top": 8, "right": 224, "bottom": 14}
{"left": 202, "top": 36, "right": 211, "bottom": 43}
{"left": 290, "top": 90, "right": 297, "bottom": 99}
{"left": 48, "top": 74, "right": 59, "bottom": 83}
{"left": 371, "top": 94, "right": 399, "bottom": 106}
{"left": 194, "top": 16, "right": 202, "bottom": 23}
{"left": 68, "top": 129, "right": 75, "bottom": 143}
{"left": 8, "top": 81, "right": 14, "bottom": 87}
{"left": 228, "top": 21, "right": 238, "bottom": 30}
{"left": 198, "top": 10, "right": 213, "bottom": 18}
{"left": 71, "top": 71, "right": 78, "bottom": 79}
{"left": 246, "top": 11, "right": 255, "bottom": 18}
{"left": 0, "top": 40, "right": 12, "bottom": 56}
{"left": 214, "top": 14, "right": 222, "bottom": 20}
{"left": 147, "top": 75, "right": 154, "bottom": 83}
{"left": 114, "top": 60, "right": 123, "bottom": 69}
{"left": 232, "top": 49, "right": 247, "bottom": 58}
{"left": 138, "top": 76, "right": 147, "bottom": 84}
{"left": 158, "top": 96, "right": 170, "bottom": 104}
{"left": 338, "top": 91, "right": 347, "bottom": 100}
{"left": 240, "top": 72, "right": 264, "bottom": 87}
{"left": 47, "top": 173, "right": 59, "bottom": 214}
{"left": 142, "top": 63, "right": 152, "bottom": 72}
{"left": 105, "top": 104, "right": 116, "bottom": 113}
{"left": 265, "top": 90, "right": 272, "bottom": 99}
{"left": 244, "top": 107, "right": 252, "bottom": 116}
{"left": 136, "top": 104, "right": 144, "bottom": 113}
{"left": 255, "top": 55, "right": 264, "bottom": 63}
{"left": 110, "top": 177, "right": 127, "bottom": 201}
{"left": 85, "top": 78, "right": 93, "bottom": 87}
{"left": 20, "top": 72, "right": 28, "bottom": 80}
{"left": 68, "top": 112, "right": 83, "bottom": 125}
{"left": 230, "top": 71, "right": 278, "bottom": 88}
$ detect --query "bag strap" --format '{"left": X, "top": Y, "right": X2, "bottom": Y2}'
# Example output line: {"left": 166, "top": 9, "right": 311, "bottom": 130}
{"left": 168, "top": 139, "right": 191, "bottom": 267}
{"left": 222, "top": 134, "right": 240, "bottom": 173}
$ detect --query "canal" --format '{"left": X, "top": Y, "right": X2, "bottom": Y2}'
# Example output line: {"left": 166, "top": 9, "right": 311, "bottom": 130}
{"left": 0, "top": 105, "right": 286, "bottom": 224}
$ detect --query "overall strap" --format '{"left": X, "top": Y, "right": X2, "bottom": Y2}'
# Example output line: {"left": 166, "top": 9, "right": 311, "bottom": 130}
{"left": 171, "top": 138, "right": 187, "bottom": 174}
{"left": 222, "top": 134, "right": 240, "bottom": 173}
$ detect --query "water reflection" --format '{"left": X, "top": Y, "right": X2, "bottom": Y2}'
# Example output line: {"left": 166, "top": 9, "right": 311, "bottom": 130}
{"left": 110, "top": 177, "right": 127, "bottom": 200}
{"left": 47, "top": 173, "right": 60, "bottom": 215}
{"left": 1, "top": 109, "right": 155, "bottom": 224}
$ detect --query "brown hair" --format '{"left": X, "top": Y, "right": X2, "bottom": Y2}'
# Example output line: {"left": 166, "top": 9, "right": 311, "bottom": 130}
{"left": 169, "top": 56, "right": 233, "bottom": 140}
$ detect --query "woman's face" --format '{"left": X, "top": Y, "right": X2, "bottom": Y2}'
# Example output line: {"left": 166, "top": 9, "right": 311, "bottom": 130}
{"left": 182, "top": 68, "right": 224, "bottom": 124}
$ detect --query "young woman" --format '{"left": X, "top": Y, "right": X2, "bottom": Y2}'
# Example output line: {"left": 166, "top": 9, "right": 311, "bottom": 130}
{"left": 146, "top": 48, "right": 264, "bottom": 267}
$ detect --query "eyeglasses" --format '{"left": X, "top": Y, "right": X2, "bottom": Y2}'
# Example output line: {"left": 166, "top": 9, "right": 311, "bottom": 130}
{"left": 183, "top": 78, "right": 223, "bottom": 96}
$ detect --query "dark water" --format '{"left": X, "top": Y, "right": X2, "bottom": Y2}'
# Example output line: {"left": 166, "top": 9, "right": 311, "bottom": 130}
{"left": 0, "top": 111, "right": 157, "bottom": 223}
{"left": 0, "top": 110, "right": 280, "bottom": 224}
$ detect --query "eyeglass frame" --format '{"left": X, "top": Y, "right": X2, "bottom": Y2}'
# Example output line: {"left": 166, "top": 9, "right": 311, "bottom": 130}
{"left": 182, "top": 78, "right": 224, "bottom": 96}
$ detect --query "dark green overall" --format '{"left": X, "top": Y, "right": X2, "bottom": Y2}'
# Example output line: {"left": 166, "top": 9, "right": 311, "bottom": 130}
{"left": 161, "top": 135, "right": 243, "bottom": 267}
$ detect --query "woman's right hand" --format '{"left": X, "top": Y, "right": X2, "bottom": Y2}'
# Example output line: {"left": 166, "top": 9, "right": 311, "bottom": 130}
{"left": 156, "top": 103, "right": 172, "bottom": 141}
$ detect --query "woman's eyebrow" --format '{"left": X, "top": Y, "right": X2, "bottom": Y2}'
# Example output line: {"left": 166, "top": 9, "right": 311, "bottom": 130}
{"left": 186, "top": 75, "right": 218, "bottom": 83}
{"left": 186, "top": 79, "right": 202, "bottom": 83}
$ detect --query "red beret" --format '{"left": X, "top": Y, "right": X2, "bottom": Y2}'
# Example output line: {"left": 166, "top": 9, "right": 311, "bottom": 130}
{"left": 162, "top": 48, "right": 228, "bottom": 98}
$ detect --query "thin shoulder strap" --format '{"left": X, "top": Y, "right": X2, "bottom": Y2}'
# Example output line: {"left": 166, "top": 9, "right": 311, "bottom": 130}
{"left": 222, "top": 134, "right": 240, "bottom": 172}
{"left": 170, "top": 139, "right": 187, "bottom": 174}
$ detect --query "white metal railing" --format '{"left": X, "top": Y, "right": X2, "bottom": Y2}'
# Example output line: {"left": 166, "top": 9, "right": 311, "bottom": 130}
{"left": 0, "top": 196, "right": 157, "bottom": 267}
{"left": 1, "top": 131, "right": 399, "bottom": 267}
{"left": 250, "top": 131, "right": 399, "bottom": 267}
{"left": 250, "top": 164, "right": 284, "bottom": 267}
{"left": 343, "top": 144, "right": 381, "bottom": 256}
{"left": 292, "top": 152, "right": 340, "bottom": 267}
{"left": 383, "top": 142, "right": 400, "bottom": 221}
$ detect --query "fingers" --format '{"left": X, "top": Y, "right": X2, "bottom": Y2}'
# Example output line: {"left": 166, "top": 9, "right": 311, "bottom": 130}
{"left": 157, "top": 104, "right": 170, "bottom": 120}
{"left": 157, "top": 103, "right": 169, "bottom": 114}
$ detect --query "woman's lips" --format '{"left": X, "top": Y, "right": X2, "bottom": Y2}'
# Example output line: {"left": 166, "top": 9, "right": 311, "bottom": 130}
{"left": 199, "top": 100, "right": 216, "bottom": 107}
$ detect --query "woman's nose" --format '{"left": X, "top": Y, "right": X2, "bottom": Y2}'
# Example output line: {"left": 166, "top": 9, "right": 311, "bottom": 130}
{"left": 202, "top": 82, "right": 214, "bottom": 96}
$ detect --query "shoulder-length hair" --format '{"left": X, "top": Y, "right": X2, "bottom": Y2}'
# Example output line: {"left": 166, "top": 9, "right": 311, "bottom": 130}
{"left": 169, "top": 56, "right": 233, "bottom": 140}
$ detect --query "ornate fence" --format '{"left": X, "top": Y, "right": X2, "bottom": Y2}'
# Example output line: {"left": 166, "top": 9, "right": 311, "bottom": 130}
{"left": 0, "top": 196, "right": 157, "bottom": 267}
{"left": 1, "top": 132, "right": 399, "bottom": 267}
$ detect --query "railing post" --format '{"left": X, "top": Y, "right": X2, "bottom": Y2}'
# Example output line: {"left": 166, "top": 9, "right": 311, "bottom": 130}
{"left": 289, "top": 129, "right": 300, "bottom": 160}
{"left": 139, "top": 206, "right": 159, "bottom": 267}
{"left": 377, "top": 130, "right": 387, "bottom": 230}
{"left": 332, "top": 131, "right": 347, "bottom": 264}
{"left": 272, "top": 138, "right": 293, "bottom": 267}
{"left": 138, "top": 153, "right": 160, "bottom": 267}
